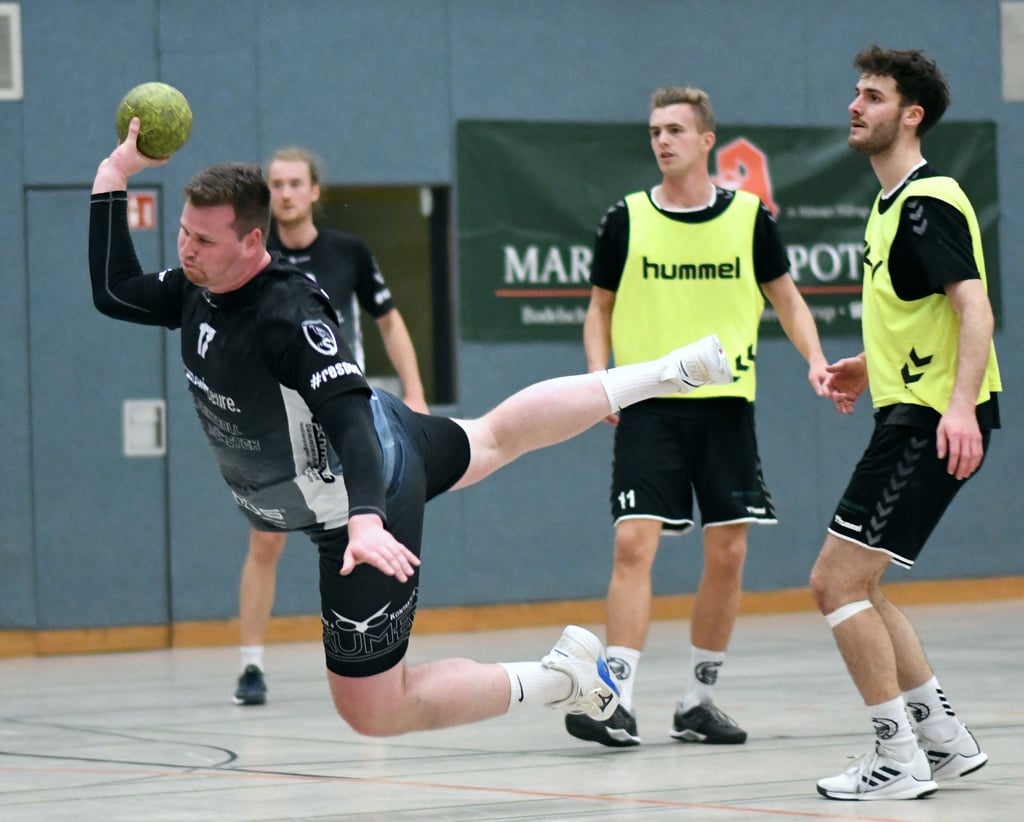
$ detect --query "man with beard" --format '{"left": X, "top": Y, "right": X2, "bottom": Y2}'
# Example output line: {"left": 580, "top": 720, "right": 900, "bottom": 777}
{"left": 812, "top": 45, "right": 1000, "bottom": 800}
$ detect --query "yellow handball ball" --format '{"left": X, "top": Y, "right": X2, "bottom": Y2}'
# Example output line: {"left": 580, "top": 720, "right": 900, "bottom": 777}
{"left": 115, "top": 82, "right": 193, "bottom": 159}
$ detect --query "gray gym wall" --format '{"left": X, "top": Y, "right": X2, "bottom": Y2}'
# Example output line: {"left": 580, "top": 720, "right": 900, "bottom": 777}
{"left": 1, "top": 0, "right": 1020, "bottom": 631}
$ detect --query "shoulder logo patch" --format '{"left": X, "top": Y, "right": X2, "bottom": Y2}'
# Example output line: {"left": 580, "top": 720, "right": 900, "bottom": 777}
{"left": 302, "top": 319, "right": 339, "bottom": 356}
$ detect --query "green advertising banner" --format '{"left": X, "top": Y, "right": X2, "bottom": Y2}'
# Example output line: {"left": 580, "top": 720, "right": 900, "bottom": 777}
{"left": 456, "top": 120, "right": 999, "bottom": 342}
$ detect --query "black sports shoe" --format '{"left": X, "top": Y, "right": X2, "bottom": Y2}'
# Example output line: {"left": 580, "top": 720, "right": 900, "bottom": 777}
{"left": 670, "top": 702, "right": 746, "bottom": 744}
{"left": 234, "top": 665, "right": 267, "bottom": 705}
{"left": 565, "top": 704, "right": 641, "bottom": 747}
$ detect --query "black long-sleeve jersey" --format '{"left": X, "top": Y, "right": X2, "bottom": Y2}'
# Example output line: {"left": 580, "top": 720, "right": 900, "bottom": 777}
{"left": 89, "top": 191, "right": 388, "bottom": 532}
{"left": 268, "top": 227, "right": 395, "bottom": 370}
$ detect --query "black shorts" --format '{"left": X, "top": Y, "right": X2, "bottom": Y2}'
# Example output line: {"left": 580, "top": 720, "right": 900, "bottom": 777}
{"left": 310, "top": 392, "right": 471, "bottom": 677}
{"left": 827, "top": 405, "right": 991, "bottom": 568}
{"left": 611, "top": 398, "right": 776, "bottom": 534}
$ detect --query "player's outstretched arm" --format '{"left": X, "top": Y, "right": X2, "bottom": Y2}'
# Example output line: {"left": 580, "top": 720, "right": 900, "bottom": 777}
{"left": 89, "top": 116, "right": 178, "bottom": 326}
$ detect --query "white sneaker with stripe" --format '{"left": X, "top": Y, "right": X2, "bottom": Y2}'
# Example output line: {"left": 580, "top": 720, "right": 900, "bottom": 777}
{"left": 817, "top": 745, "right": 938, "bottom": 801}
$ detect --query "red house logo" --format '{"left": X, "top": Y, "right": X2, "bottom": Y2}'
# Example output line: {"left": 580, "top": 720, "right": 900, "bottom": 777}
{"left": 711, "top": 138, "right": 780, "bottom": 216}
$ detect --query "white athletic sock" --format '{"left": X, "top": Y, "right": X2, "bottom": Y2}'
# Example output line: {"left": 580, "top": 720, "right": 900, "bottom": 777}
{"left": 240, "top": 645, "right": 264, "bottom": 671}
{"left": 680, "top": 645, "right": 724, "bottom": 712}
{"left": 499, "top": 662, "right": 573, "bottom": 711}
{"left": 904, "top": 675, "right": 962, "bottom": 742}
{"left": 597, "top": 357, "right": 688, "bottom": 411}
{"left": 869, "top": 695, "right": 918, "bottom": 761}
{"left": 605, "top": 645, "right": 641, "bottom": 711}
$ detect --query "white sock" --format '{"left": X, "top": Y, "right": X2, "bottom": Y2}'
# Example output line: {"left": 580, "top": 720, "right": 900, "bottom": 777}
{"left": 240, "top": 645, "right": 264, "bottom": 670}
{"left": 869, "top": 695, "right": 918, "bottom": 762}
{"left": 680, "top": 645, "right": 724, "bottom": 712}
{"left": 499, "top": 662, "right": 573, "bottom": 711}
{"left": 597, "top": 357, "right": 688, "bottom": 411}
{"left": 605, "top": 645, "right": 641, "bottom": 711}
{"left": 904, "top": 675, "right": 961, "bottom": 742}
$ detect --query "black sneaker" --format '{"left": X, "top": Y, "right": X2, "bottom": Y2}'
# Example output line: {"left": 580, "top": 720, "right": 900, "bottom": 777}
{"left": 565, "top": 704, "right": 641, "bottom": 747}
{"left": 670, "top": 702, "right": 746, "bottom": 744}
{"left": 234, "top": 665, "right": 267, "bottom": 705}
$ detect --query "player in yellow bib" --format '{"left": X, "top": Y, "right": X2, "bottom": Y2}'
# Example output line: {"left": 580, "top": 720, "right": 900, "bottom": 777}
{"left": 565, "top": 86, "right": 828, "bottom": 748}
{"left": 812, "top": 45, "right": 1000, "bottom": 801}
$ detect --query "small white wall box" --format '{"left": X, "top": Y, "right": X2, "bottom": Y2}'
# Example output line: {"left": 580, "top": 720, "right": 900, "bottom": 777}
{"left": 122, "top": 399, "right": 167, "bottom": 457}
{"left": 1003, "top": 2, "right": 1024, "bottom": 101}
{"left": 0, "top": 3, "right": 23, "bottom": 101}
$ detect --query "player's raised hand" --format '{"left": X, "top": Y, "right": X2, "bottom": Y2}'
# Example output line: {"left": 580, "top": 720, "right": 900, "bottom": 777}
{"left": 93, "top": 117, "right": 167, "bottom": 194}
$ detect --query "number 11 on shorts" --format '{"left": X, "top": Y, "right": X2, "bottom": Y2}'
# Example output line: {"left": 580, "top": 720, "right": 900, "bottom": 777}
{"left": 617, "top": 489, "right": 636, "bottom": 510}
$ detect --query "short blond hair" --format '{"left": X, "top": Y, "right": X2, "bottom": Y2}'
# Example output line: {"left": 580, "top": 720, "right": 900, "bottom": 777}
{"left": 650, "top": 86, "right": 715, "bottom": 132}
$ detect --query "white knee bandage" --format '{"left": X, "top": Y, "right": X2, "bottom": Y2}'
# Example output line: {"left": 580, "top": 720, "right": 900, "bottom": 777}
{"left": 825, "top": 599, "right": 872, "bottom": 628}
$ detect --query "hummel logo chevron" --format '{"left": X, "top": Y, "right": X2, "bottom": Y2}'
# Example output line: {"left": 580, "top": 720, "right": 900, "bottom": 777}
{"left": 908, "top": 200, "right": 929, "bottom": 236}
{"left": 901, "top": 364, "right": 922, "bottom": 384}
{"left": 909, "top": 348, "right": 932, "bottom": 367}
{"left": 865, "top": 437, "right": 929, "bottom": 545}
{"left": 901, "top": 347, "right": 933, "bottom": 384}
{"left": 732, "top": 344, "right": 755, "bottom": 379}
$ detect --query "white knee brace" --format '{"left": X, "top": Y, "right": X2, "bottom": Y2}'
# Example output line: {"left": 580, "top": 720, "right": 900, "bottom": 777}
{"left": 825, "top": 599, "right": 872, "bottom": 627}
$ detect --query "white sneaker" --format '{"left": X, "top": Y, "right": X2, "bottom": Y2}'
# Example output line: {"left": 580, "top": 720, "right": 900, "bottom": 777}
{"left": 541, "top": 625, "right": 619, "bottom": 721}
{"left": 920, "top": 725, "right": 988, "bottom": 780}
{"left": 660, "top": 334, "right": 733, "bottom": 392}
{"left": 817, "top": 745, "right": 938, "bottom": 800}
